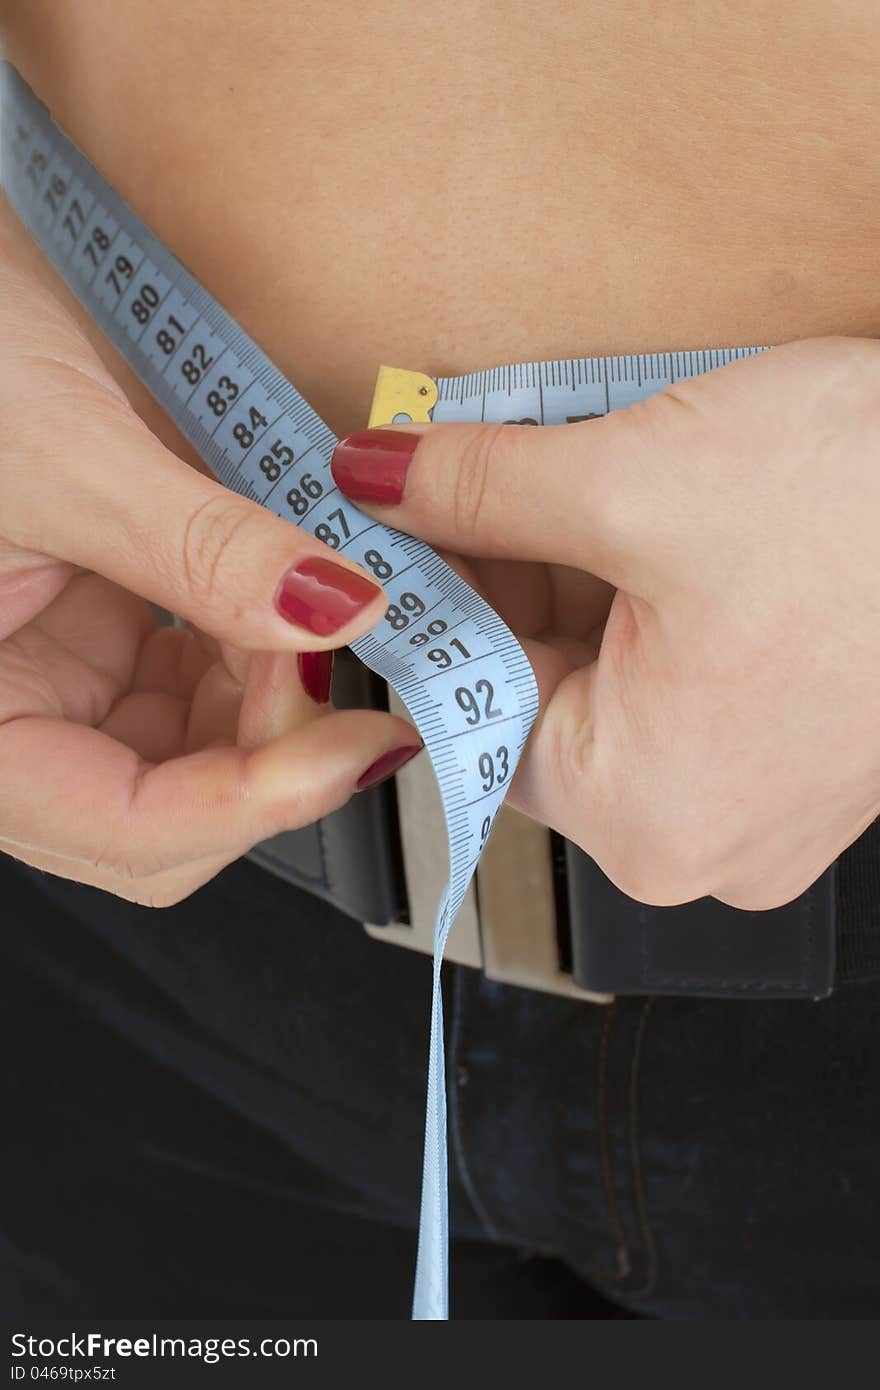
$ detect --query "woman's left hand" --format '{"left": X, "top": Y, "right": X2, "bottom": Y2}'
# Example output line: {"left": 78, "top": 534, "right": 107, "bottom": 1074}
{"left": 332, "top": 337, "right": 880, "bottom": 910}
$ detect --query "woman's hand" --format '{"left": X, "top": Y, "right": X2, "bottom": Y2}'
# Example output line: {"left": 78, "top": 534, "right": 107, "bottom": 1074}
{"left": 332, "top": 338, "right": 880, "bottom": 910}
{"left": 0, "top": 223, "right": 420, "bottom": 906}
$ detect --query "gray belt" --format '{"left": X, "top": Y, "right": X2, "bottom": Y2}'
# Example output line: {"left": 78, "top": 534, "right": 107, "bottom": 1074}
{"left": 250, "top": 648, "right": 878, "bottom": 1001}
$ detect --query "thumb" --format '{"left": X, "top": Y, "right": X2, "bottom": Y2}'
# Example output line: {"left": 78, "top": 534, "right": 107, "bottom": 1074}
{"left": 11, "top": 386, "right": 387, "bottom": 651}
{"left": 330, "top": 418, "right": 652, "bottom": 590}
{"left": 1, "top": 242, "right": 387, "bottom": 652}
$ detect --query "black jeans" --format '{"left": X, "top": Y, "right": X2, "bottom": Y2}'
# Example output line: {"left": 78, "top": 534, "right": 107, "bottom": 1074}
{"left": 2, "top": 849, "right": 879, "bottom": 1318}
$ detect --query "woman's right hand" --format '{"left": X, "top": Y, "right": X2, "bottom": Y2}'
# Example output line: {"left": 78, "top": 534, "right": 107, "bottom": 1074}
{"left": 0, "top": 215, "right": 421, "bottom": 906}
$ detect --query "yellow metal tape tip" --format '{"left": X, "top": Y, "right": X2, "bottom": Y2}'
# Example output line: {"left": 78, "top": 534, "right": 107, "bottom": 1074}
{"left": 368, "top": 365, "right": 438, "bottom": 428}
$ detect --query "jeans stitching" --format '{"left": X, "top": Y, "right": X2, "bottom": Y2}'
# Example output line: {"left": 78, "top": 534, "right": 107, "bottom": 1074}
{"left": 624, "top": 997, "right": 659, "bottom": 1299}
{"left": 446, "top": 965, "right": 505, "bottom": 1245}
{"left": 593, "top": 1002, "right": 631, "bottom": 1282}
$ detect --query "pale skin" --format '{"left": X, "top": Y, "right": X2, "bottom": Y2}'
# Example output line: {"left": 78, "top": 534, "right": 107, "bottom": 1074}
{"left": 2, "top": 2, "right": 879, "bottom": 913}
{"left": 337, "top": 340, "right": 880, "bottom": 911}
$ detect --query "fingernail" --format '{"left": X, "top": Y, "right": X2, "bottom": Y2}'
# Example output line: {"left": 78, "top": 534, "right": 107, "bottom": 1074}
{"left": 331, "top": 429, "right": 419, "bottom": 505}
{"left": 276, "top": 557, "right": 381, "bottom": 637}
{"left": 356, "top": 743, "right": 422, "bottom": 792}
{"left": 298, "top": 650, "right": 334, "bottom": 705}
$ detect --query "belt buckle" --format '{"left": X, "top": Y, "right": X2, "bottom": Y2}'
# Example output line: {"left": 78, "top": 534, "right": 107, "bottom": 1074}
{"left": 365, "top": 692, "right": 612, "bottom": 1003}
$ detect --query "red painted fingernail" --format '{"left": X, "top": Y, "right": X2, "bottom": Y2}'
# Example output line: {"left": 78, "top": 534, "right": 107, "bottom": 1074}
{"left": 298, "top": 650, "right": 334, "bottom": 705}
{"left": 276, "top": 557, "right": 381, "bottom": 637}
{"left": 331, "top": 429, "right": 419, "bottom": 505}
{"left": 356, "top": 742, "right": 422, "bottom": 792}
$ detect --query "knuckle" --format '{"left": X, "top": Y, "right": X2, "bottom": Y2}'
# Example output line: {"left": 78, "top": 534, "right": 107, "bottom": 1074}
{"left": 180, "top": 493, "right": 258, "bottom": 613}
{"left": 90, "top": 787, "right": 153, "bottom": 883}
{"left": 606, "top": 837, "right": 702, "bottom": 907}
{"left": 258, "top": 785, "right": 313, "bottom": 839}
{"left": 625, "top": 384, "right": 703, "bottom": 460}
{"left": 714, "top": 885, "right": 769, "bottom": 911}
{"left": 595, "top": 793, "right": 715, "bottom": 908}
{"left": 714, "top": 861, "right": 817, "bottom": 913}
{"left": 448, "top": 421, "right": 511, "bottom": 544}
{"left": 133, "top": 882, "right": 198, "bottom": 909}
{"left": 90, "top": 837, "right": 142, "bottom": 883}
